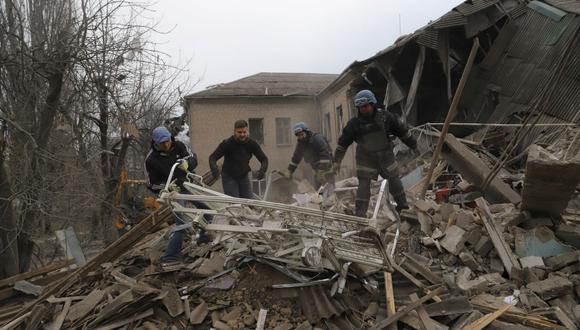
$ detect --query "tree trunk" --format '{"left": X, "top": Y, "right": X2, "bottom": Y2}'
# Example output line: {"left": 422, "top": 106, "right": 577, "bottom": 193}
{"left": 0, "top": 156, "right": 19, "bottom": 279}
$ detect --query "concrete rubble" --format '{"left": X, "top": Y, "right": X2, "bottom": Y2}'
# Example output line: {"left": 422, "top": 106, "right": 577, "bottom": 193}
{"left": 1, "top": 0, "right": 580, "bottom": 328}
{"left": 1, "top": 142, "right": 580, "bottom": 329}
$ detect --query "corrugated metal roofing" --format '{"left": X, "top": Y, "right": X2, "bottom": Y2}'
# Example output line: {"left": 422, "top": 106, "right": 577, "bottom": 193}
{"left": 298, "top": 286, "right": 348, "bottom": 324}
{"left": 417, "top": 29, "right": 440, "bottom": 50}
{"left": 456, "top": 0, "right": 499, "bottom": 16}
{"left": 186, "top": 72, "right": 338, "bottom": 99}
{"left": 545, "top": 0, "right": 580, "bottom": 14}
{"left": 432, "top": 10, "right": 469, "bottom": 29}
{"left": 510, "top": 3, "right": 529, "bottom": 18}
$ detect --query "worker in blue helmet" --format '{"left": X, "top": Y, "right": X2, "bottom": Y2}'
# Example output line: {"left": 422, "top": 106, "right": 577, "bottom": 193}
{"left": 333, "top": 90, "right": 417, "bottom": 217}
{"left": 281, "top": 122, "right": 334, "bottom": 188}
{"left": 145, "top": 126, "right": 211, "bottom": 262}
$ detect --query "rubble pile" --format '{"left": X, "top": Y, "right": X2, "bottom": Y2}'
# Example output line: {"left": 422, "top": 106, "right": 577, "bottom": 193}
{"left": 1, "top": 142, "right": 580, "bottom": 330}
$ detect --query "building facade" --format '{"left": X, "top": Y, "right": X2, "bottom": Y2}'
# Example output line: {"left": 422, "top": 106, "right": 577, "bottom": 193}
{"left": 185, "top": 72, "right": 338, "bottom": 193}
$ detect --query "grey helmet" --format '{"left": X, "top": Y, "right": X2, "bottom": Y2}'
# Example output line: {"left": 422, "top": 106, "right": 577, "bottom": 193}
{"left": 293, "top": 122, "right": 309, "bottom": 135}
{"left": 354, "top": 90, "right": 377, "bottom": 107}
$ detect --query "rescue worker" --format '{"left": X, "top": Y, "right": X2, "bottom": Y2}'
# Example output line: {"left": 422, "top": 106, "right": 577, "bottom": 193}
{"left": 333, "top": 90, "right": 417, "bottom": 217}
{"left": 281, "top": 122, "right": 334, "bottom": 188}
{"left": 209, "top": 120, "right": 269, "bottom": 199}
{"left": 145, "top": 126, "right": 210, "bottom": 262}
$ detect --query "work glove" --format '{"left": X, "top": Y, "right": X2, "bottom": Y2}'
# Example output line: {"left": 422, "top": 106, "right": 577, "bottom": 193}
{"left": 168, "top": 181, "right": 180, "bottom": 192}
{"left": 253, "top": 170, "right": 265, "bottom": 181}
{"left": 178, "top": 160, "right": 189, "bottom": 172}
{"left": 280, "top": 169, "right": 293, "bottom": 179}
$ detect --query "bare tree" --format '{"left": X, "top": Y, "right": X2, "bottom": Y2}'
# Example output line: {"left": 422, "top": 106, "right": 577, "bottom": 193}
{"left": 0, "top": 0, "right": 192, "bottom": 276}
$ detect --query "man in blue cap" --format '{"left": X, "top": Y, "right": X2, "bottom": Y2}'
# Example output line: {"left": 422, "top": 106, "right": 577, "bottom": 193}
{"left": 334, "top": 90, "right": 417, "bottom": 218}
{"left": 145, "top": 126, "right": 210, "bottom": 262}
{"left": 281, "top": 122, "right": 334, "bottom": 188}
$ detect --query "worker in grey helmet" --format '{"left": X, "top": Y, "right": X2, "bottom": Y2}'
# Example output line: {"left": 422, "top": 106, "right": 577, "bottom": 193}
{"left": 281, "top": 122, "right": 334, "bottom": 188}
{"left": 333, "top": 89, "right": 417, "bottom": 217}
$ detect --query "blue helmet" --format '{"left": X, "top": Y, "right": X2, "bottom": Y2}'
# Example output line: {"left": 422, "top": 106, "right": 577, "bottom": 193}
{"left": 152, "top": 126, "right": 171, "bottom": 143}
{"left": 354, "top": 90, "right": 377, "bottom": 107}
{"left": 293, "top": 122, "right": 309, "bottom": 135}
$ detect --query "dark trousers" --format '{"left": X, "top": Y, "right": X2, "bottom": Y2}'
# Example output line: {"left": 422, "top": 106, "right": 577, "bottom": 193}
{"left": 222, "top": 172, "right": 254, "bottom": 199}
{"left": 355, "top": 149, "right": 407, "bottom": 217}
{"left": 163, "top": 194, "right": 212, "bottom": 262}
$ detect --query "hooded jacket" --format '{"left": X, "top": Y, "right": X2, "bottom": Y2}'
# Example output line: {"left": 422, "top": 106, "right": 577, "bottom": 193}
{"left": 145, "top": 138, "right": 198, "bottom": 194}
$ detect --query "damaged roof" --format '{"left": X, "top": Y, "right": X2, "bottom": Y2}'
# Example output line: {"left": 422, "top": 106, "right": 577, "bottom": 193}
{"left": 186, "top": 72, "right": 338, "bottom": 99}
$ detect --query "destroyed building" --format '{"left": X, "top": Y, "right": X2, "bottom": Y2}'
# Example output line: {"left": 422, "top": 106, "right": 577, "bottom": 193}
{"left": 1, "top": 0, "right": 580, "bottom": 329}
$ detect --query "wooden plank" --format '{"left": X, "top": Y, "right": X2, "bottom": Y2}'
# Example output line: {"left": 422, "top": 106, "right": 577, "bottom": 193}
{"left": 0, "top": 311, "right": 31, "bottom": 330}
{"left": 403, "top": 45, "right": 426, "bottom": 122}
{"left": 384, "top": 272, "right": 397, "bottom": 330}
{"left": 463, "top": 304, "right": 510, "bottom": 330}
{"left": 256, "top": 309, "right": 268, "bottom": 330}
{"left": 407, "top": 161, "right": 447, "bottom": 197}
{"left": 442, "top": 135, "right": 522, "bottom": 204}
{"left": 65, "top": 289, "right": 105, "bottom": 322}
{"left": 424, "top": 297, "right": 472, "bottom": 317}
{"left": 88, "top": 289, "right": 135, "bottom": 327}
{"left": 402, "top": 253, "right": 443, "bottom": 285}
{"left": 420, "top": 38, "right": 479, "bottom": 199}
{"left": 409, "top": 293, "right": 436, "bottom": 330}
{"left": 369, "top": 286, "right": 446, "bottom": 330}
{"left": 8, "top": 206, "right": 173, "bottom": 322}
{"left": 93, "top": 309, "right": 154, "bottom": 330}
{"left": 475, "top": 198, "right": 521, "bottom": 277}
{"left": 0, "top": 260, "right": 71, "bottom": 289}
{"left": 51, "top": 298, "right": 71, "bottom": 330}
{"left": 472, "top": 303, "right": 568, "bottom": 330}
{"left": 390, "top": 262, "right": 442, "bottom": 303}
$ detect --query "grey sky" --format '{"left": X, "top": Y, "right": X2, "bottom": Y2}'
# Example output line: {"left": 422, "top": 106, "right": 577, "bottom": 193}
{"left": 149, "top": 0, "right": 464, "bottom": 92}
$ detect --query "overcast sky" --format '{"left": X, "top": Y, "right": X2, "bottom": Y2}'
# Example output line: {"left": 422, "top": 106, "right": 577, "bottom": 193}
{"left": 148, "top": 0, "right": 463, "bottom": 92}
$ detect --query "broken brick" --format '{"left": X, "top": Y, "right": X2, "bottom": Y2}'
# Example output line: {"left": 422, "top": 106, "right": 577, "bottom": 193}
{"left": 474, "top": 235, "right": 493, "bottom": 256}
{"left": 527, "top": 276, "right": 573, "bottom": 300}
{"left": 440, "top": 225, "right": 468, "bottom": 255}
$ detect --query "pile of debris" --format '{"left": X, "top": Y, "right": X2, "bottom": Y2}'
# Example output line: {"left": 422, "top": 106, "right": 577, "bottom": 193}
{"left": 1, "top": 143, "right": 580, "bottom": 330}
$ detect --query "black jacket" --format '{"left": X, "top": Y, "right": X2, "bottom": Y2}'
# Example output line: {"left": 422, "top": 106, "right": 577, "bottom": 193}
{"left": 145, "top": 138, "right": 198, "bottom": 194}
{"left": 335, "top": 107, "right": 416, "bottom": 163}
{"left": 288, "top": 132, "right": 333, "bottom": 173}
{"left": 209, "top": 136, "right": 268, "bottom": 179}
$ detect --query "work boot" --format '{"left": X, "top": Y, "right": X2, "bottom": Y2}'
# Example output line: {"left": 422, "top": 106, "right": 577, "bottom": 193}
{"left": 395, "top": 203, "right": 409, "bottom": 214}
{"left": 393, "top": 193, "right": 409, "bottom": 214}
{"left": 196, "top": 229, "right": 212, "bottom": 245}
{"left": 355, "top": 200, "right": 369, "bottom": 218}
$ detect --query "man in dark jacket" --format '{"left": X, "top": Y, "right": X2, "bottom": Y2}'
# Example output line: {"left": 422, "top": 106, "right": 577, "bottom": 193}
{"left": 145, "top": 127, "right": 198, "bottom": 194}
{"left": 145, "top": 126, "right": 209, "bottom": 262}
{"left": 334, "top": 90, "right": 417, "bottom": 217}
{"left": 282, "top": 122, "right": 334, "bottom": 188}
{"left": 209, "top": 120, "right": 269, "bottom": 199}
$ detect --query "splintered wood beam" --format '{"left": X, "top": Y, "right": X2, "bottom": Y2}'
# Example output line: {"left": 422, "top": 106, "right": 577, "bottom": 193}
{"left": 403, "top": 45, "right": 426, "bottom": 123}
{"left": 7, "top": 206, "right": 173, "bottom": 323}
{"left": 409, "top": 293, "right": 436, "bottom": 330}
{"left": 369, "top": 286, "right": 446, "bottom": 330}
{"left": 384, "top": 272, "right": 397, "bottom": 330}
{"left": 475, "top": 198, "right": 521, "bottom": 277}
{"left": 463, "top": 304, "right": 510, "bottom": 330}
{"left": 420, "top": 37, "right": 480, "bottom": 199}
{"left": 0, "top": 260, "right": 72, "bottom": 289}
